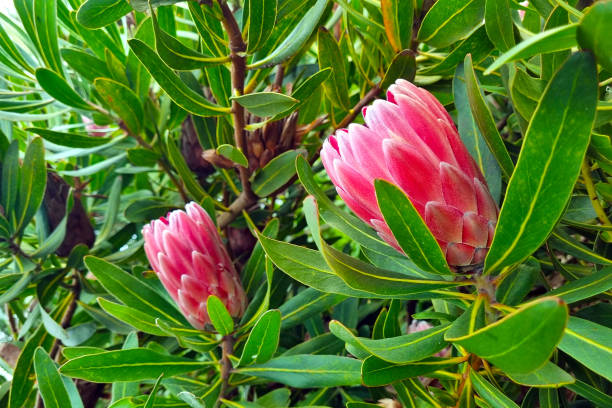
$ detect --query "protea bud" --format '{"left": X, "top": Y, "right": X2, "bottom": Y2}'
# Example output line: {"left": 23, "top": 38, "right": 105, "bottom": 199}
{"left": 321, "top": 79, "right": 498, "bottom": 268}
{"left": 142, "top": 202, "right": 247, "bottom": 329}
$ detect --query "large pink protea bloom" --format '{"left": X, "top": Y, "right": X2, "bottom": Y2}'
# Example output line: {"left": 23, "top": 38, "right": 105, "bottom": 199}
{"left": 143, "top": 202, "right": 247, "bottom": 329}
{"left": 320, "top": 79, "right": 499, "bottom": 268}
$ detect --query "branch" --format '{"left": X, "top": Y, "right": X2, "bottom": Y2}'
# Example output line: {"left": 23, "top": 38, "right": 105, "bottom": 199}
{"left": 218, "top": 334, "right": 235, "bottom": 401}
{"left": 217, "top": 191, "right": 257, "bottom": 229}
{"left": 218, "top": 0, "right": 254, "bottom": 200}
{"left": 335, "top": 84, "right": 381, "bottom": 131}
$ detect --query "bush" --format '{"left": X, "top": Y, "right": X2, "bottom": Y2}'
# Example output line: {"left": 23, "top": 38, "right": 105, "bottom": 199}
{"left": 0, "top": 0, "right": 611, "bottom": 407}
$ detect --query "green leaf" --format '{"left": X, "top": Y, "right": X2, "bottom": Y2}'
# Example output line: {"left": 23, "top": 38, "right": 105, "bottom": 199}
{"left": 484, "top": 52, "right": 598, "bottom": 274}
{"left": 150, "top": 6, "right": 228, "bottom": 70}
{"left": 321, "top": 241, "right": 460, "bottom": 297}
{"left": 445, "top": 296, "right": 486, "bottom": 340}
{"left": 271, "top": 68, "right": 331, "bottom": 120}
{"left": 247, "top": 0, "right": 277, "bottom": 53}
{"left": 27, "top": 128, "right": 111, "bottom": 148}
{"left": 329, "top": 320, "right": 450, "bottom": 364}
{"left": 558, "top": 317, "right": 612, "bottom": 382}
{"left": 143, "top": 374, "right": 163, "bottom": 408}
{"left": 234, "top": 355, "right": 361, "bottom": 388}
{"left": 34, "top": 348, "right": 73, "bottom": 408}
{"left": 448, "top": 297, "right": 568, "bottom": 374}
{"left": 381, "top": 0, "right": 413, "bottom": 52}
{"left": 256, "top": 231, "right": 386, "bottom": 298}
{"left": 453, "top": 63, "right": 501, "bottom": 202}
{"left": 59, "top": 348, "right": 206, "bottom": 382}
{"left": 1, "top": 141, "right": 20, "bottom": 226}
{"left": 231, "top": 92, "right": 298, "bottom": 117}
{"left": 94, "top": 78, "right": 143, "bottom": 135}
{"left": 20, "top": 0, "right": 63, "bottom": 75}
{"left": 35, "top": 68, "right": 91, "bottom": 110}
{"left": 128, "top": 39, "right": 230, "bottom": 116}
{"left": 84, "top": 256, "right": 189, "bottom": 326}
{"left": 278, "top": 288, "right": 345, "bottom": 329}
{"left": 76, "top": 0, "right": 132, "bottom": 28}
{"left": 577, "top": 1, "right": 612, "bottom": 72}
{"left": 217, "top": 144, "right": 248, "bottom": 167}
{"left": 98, "top": 298, "right": 169, "bottom": 337}
{"left": 505, "top": 362, "right": 574, "bottom": 387}
{"left": 15, "top": 137, "right": 46, "bottom": 235}
{"left": 417, "top": 0, "right": 486, "bottom": 49}
{"left": 362, "top": 356, "right": 466, "bottom": 387}
{"left": 318, "top": 27, "right": 350, "bottom": 110}
{"left": 374, "top": 179, "right": 451, "bottom": 275}
{"left": 566, "top": 380, "right": 612, "bottom": 408}
{"left": 484, "top": 24, "right": 578, "bottom": 75}
{"left": 484, "top": 0, "right": 515, "bottom": 52}
{"left": 543, "top": 268, "right": 612, "bottom": 304}
{"left": 469, "top": 371, "right": 519, "bottom": 408}
{"left": 94, "top": 176, "right": 122, "bottom": 247}
{"left": 251, "top": 149, "right": 304, "bottom": 197}
{"left": 495, "top": 259, "right": 538, "bottom": 306}
{"left": 381, "top": 50, "right": 417, "bottom": 90}
{"left": 242, "top": 219, "right": 279, "bottom": 298}
{"left": 239, "top": 309, "right": 281, "bottom": 366}
{"left": 509, "top": 67, "right": 545, "bottom": 121}
{"left": 206, "top": 295, "right": 234, "bottom": 335}
{"left": 249, "top": 0, "right": 329, "bottom": 68}
{"left": 423, "top": 26, "right": 493, "bottom": 76}
{"left": 31, "top": 189, "right": 74, "bottom": 258}
{"left": 463, "top": 54, "right": 514, "bottom": 179}
{"left": 165, "top": 134, "right": 210, "bottom": 202}
{"left": 62, "top": 48, "right": 111, "bottom": 83}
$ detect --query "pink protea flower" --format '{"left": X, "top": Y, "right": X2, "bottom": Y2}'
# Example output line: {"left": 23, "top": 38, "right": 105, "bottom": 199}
{"left": 320, "top": 79, "right": 499, "bottom": 268}
{"left": 142, "top": 202, "right": 247, "bottom": 329}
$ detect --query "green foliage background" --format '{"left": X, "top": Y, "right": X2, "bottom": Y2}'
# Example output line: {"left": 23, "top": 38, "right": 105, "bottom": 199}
{"left": 0, "top": 0, "right": 611, "bottom": 407}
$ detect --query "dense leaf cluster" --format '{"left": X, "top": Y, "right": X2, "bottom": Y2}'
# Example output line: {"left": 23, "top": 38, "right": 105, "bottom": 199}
{"left": 0, "top": 0, "right": 611, "bottom": 407}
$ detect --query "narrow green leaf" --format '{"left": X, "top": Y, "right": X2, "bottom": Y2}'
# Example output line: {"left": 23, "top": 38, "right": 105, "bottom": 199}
{"left": 318, "top": 27, "right": 350, "bottom": 110}
{"left": 207, "top": 295, "right": 234, "bottom": 335}
{"left": 251, "top": 149, "right": 304, "bottom": 197}
{"left": 249, "top": 0, "right": 329, "bottom": 68}
{"left": 278, "top": 288, "right": 345, "bottom": 329}
{"left": 464, "top": 54, "right": 514, "bottom": 179}
{"left": 362, "top": 355, "right": 466, "bottom": 387}
{"left": 558, "top": 317, "right": 612, "bottom": 382}
{"left": 15, "top": 137, "right": 47, "bottom": 235}
{"left": 231, "top": 92, "right": 298, "bottom": 117}
{"left": 271, "top": 68, "right": 332, "bottom": 120}
{"left": 27, "top": 128, "right": 111, "bottom": 148}
{"left": 239, "top": 309, "right": 281, "bottom": 366}
{"left": 494, "top": 259, "right": 538, "bottom": 306}
{"left": 94, "top": 177, "right": 122, "bottom": 247}
{"left": 217, "top": 144, "right": 248, "bottom": 167}
{"left": 484, "top": 52, "right": 598, "bottom": 274}
{"left": 1, "top": 141, "right": 20, "bottom": 225}
{"left": 484, "top": 24, "right": 578, "bottom": 75}
{"left": 577, "top": 1, "right": 612, "bottom": 72}
{"left": 150, "top": 6, "right": 228, "bottom": 70}
{"left": 84, "top": 256, "right": 189, "bottom": 326}
{"left": 329, "top": 320, "right": 450, "bottom": 364}
{"left": 566, "top": 380, "right": 612, "bottom": 408}
{"left": 234, "top": 355, "right": 361, "bottom": 388}
{"left": 417, "top": 0, "right": 486, "bottom": 49}
{"left": 505, "top": 362, "right": 574, "bottom": 387}
{"left": 374, "top": 179, "right": 451, "bottom": 275}
{"left": 76, "top": 0, "right": 132, "bottom": 28}
{"left": 59, "top": 348, "right": 206, "bottom": 382}
{"left": 449, "top": 297, "right": 568, "bottom": 374}
{"left": 30, "top": 0, "right": 64, "bottom": 75}
{"left": 247, "top": 0, "right": 277, "bottom": 53}
{"left": 381, "top": 50, "right": 417, "bottom": 90}
{"left": 143, "top": 374, "right": 163, "bottom": 408}
{"left": 423, "top": 26, "right": 493, "bottom": 76}
{"left": 469, "top": 371, "right": 519, "bottom": 408}
{"left": 98, "top": 298, "right": 169, "bottom": 337}
{"left": 128, "top": 39, "right": 230, "bottom": 116}
{"left": 165, "top": 134, "right": 210, "bottom": 202}
{"left": 94, "top": 78, "right": 143, "bottom": 135}
{"left": 381, "top": 0, "right": 413, "bottom": 52}
{"left": 543, "top": 268, "right": 612, "bottom": 304}
{"left": 34, "top": 348, "right": 73, "bottom": 408}
{"left": 36, "top": 68, "right": 91, "bottom": 110}
{"left": 484, "top": 0, "right": 515, "bottom": 52}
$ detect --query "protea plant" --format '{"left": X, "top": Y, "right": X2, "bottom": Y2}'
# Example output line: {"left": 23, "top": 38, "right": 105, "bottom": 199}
{"left": 142, "top": 202, "right": 247, "bottom": 329}
{"left": 321, "top": 79, "right": 499, "bottom": 268}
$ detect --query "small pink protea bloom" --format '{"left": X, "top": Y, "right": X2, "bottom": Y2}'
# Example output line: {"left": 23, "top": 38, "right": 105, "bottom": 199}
{"left": 81, "top": 116, "right": 109, "bottom": 137}
{"left": 320, "top": 79, "right": 499, "bottom": 268}
{"left": 142, "top": 202, "right": 247, "bottom": 329}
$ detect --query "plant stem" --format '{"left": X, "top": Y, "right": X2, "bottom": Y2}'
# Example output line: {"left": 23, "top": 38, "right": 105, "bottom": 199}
{"left": 335, "top": 84, "right": 381, "bottom": 130}
{"left": 218, "top": 0, "right": 254, "bottom": 200}
{"left": 219, "top": 334, "right": 235, "bottom": 401}
{"left": 581, "top": 159, "right": 611, "bottom": 226}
